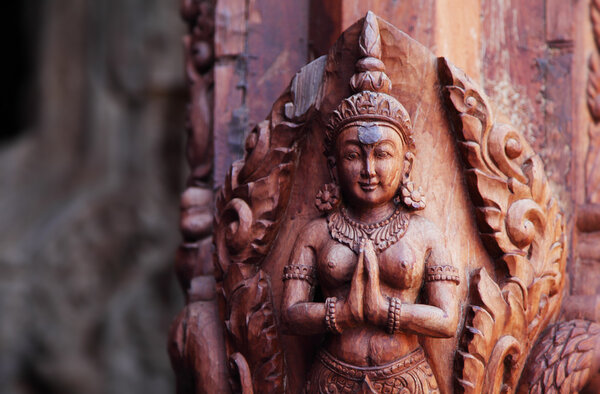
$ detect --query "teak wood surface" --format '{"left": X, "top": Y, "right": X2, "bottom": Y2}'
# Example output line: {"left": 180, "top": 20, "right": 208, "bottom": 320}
{"left": 169, "top": 2, "right": 600, "bottom": 393}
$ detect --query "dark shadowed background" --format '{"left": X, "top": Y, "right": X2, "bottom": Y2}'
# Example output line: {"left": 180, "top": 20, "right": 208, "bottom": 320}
{"left": 1, "top": 1, "right": 186, "bottom": 393}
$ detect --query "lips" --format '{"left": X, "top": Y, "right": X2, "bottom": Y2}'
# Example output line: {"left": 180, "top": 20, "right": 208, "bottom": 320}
{"left": 359, "top": 182, "right": 378, "bottom": 191}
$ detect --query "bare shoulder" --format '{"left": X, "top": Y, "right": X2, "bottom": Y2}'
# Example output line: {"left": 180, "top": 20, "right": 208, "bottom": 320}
{"left": 294, "top": 217, "right": 329, "bottom": 248}
{"left": 407, "top": 213, "right": 445, "bottom": 246}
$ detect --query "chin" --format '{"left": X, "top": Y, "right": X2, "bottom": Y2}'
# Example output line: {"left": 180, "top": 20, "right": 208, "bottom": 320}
{"left": 353, "top": 192, "right": 387, "bottom": 207}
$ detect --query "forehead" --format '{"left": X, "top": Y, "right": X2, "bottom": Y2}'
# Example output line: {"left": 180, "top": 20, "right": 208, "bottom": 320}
{"left": 337, "top": 123, "right": 403, "bottom": 146}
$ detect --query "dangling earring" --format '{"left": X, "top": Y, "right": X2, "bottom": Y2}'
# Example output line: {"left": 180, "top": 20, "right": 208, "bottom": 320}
{"left": 315, "top": 183, "right": 340, "bottom": 214}
{"left": 395, "top": 152, "right": 426, "bottom": 210}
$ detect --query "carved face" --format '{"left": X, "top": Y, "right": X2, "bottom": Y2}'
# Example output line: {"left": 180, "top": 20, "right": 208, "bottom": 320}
{"left": 334, "top": 122, "right": 405, "bottom": 209}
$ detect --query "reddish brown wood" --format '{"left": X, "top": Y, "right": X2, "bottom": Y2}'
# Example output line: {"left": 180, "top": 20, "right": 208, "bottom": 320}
{"left": 281, "top": 15, "right": 459, "bottom": 393}
{"left": 168, "top": 1, "right": 231, "bottom": 393}
{"left": 168, "top": 4, "right": 600, "bottom": 394}
{"left": 245, "top": 0, "right": 309, "bottom": 126}
{"left": 571, "top": 0, "right": 600, "bottom": 319}
{"left": 308, "top": 0, "right": 436, "bottom": 59}
{"left": 518, "top": 320, "right": 600, "bottom": 394}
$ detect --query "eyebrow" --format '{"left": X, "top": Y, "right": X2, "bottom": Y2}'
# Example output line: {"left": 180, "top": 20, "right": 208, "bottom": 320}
{"left": 375, "top": 140, "right": 397, "bottom": 149}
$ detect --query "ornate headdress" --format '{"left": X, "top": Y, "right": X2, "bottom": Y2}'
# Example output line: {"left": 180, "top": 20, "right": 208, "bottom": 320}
{"left": 317, "top": 12, "right": 425, "bottom": 213}
{"left": 326, "top": 11, "right": 414, "bottom": 154}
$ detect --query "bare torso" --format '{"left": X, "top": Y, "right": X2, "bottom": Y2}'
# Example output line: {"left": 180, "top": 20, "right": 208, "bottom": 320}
{"left": 309, "top": 214, "right": 432, "bottom": 366}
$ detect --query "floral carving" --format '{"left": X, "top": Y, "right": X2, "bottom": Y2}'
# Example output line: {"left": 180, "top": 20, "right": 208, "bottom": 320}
{"left": 214, "top": 107, "right": 301, "bottom": 392}
{"left": 315, "top": 183, "right": 340, "bottom": 213}
{"left": 399, "top": 181, "right": 426, "bottom": 210}
{"left": 440, "top": 59, "right": 567, "bottom": 393}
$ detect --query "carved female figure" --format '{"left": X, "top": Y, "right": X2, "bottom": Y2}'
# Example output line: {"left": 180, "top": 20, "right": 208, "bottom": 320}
{"left": 281, "top": 13, "right": 460, "bottom": 394}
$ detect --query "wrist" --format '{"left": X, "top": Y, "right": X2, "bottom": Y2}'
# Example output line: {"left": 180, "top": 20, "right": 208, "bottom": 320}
{"left": 386, "top": 297, "right": 402, "bottom": 334}
{"left": 324, "top": 297, "right": 343, "bottom": 334}
{"left": 335, "top": 298, "right": 355, "bottom": 330}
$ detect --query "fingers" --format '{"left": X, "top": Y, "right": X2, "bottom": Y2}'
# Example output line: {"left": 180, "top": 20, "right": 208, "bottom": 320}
{"left": 352, "top": 239, "right": 365, "bottom": 288}
{"left": 347, "top": 238, "right": 366, "bottom": 323}
{"left": 363, "top": 239, "right": 379, "bottom": 278}
{"left": 356, "top": 238, "right": 365, "bottom": 273}
{"left": 362, "top": 239, "right": 385, "bottom": 326}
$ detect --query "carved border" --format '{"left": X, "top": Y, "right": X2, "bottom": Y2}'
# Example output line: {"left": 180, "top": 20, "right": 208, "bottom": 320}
{"left": 439, "top": 59, "right": 567, "bottom": 393}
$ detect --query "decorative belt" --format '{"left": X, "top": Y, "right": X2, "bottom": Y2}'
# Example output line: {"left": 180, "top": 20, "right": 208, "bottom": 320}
{"left": 317, "top": 347, "right": 426, "bottom": 382}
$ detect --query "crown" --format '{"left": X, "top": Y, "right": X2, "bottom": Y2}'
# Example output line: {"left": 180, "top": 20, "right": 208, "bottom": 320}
{"left": 326, "top": 12, "right": 414, "bottom": 153}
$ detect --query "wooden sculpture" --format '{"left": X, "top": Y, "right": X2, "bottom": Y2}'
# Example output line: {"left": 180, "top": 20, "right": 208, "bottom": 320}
{"left": 169, "top": 10, "right": 600, "bottom": 394}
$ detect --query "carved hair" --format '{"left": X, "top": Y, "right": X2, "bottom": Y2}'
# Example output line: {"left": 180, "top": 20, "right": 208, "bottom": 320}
{"left": 326, "top": 11, "right": 414, "bottom": 155}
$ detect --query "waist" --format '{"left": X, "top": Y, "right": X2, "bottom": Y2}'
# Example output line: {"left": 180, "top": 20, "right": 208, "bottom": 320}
{"left": 317, "top": 346, "right": 426, "bottom": 381}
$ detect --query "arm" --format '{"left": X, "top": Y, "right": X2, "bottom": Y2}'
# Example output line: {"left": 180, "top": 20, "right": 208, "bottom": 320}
{"left": 399, "top": 244, "right": 460, "bottom": 337}
{"left": 281, "top": 223, "right": 365, "bottom": 335}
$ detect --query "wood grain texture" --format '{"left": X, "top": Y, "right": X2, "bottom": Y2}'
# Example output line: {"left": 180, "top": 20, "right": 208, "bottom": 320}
{"left": 440, "top": 58, "right": 567, "bottom": 394}
{"left": 167, "top": 2, "right": 600, "bottom": 393}
{"left": 518, "top": 320, "right": 600, "bottom": 393}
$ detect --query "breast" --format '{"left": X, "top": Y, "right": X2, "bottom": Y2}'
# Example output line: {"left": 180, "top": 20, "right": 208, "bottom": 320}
{"left": 317, "top": 242, "right": 357, "bottom": 289}
{"left": 378, "top": 244, "right": 424, "bottom": 290}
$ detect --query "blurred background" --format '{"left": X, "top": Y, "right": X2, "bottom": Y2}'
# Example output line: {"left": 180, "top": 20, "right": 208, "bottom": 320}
{"left": 1, "top": 1, "right": 186, "bottom": 393}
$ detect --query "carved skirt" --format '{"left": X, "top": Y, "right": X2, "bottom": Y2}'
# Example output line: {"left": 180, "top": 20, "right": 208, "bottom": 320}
{"left": 305, "top": 347, "right": 439, "bottom": 394}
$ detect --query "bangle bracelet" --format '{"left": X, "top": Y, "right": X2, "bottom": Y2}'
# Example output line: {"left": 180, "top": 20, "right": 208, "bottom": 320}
{"left": 387, "top": 297, "right": 401, "bottom": 334}
{"left": 324, "top": 297, "right": 342, "bottom": 334}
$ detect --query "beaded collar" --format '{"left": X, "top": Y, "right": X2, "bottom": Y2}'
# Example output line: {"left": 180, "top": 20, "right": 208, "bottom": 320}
{"left": 327, "top": 205, "right": 410, "bottom": 253}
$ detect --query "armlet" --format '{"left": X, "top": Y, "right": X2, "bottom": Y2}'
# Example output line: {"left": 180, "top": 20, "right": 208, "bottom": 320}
{"left": 425, "top": 265, "right": 460, "bottom": 285}
{"left": 283, "top": 264, "right": 317, "bottom": 286}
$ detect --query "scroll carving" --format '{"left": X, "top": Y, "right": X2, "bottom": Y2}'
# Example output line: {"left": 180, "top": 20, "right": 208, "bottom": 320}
{"left": 440, "top": 60, "right": 567, "bottom": 393}
{"left": 214, "top": 69, "right": 320, "bottom": 390}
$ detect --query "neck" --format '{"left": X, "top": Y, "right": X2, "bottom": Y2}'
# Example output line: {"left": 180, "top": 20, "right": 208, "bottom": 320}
{"left": 344, "top": 201, "right": 397, "bottom": 224}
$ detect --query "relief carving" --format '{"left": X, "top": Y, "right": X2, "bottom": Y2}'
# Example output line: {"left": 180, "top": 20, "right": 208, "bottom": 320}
{"left": 440, "top": 60, "right": 567, "bottom": 393}
{"left": 169, "top": 9, "right": 599, "bottom": 394}
{"left": 281, "top": 14, "right": 458, "bottom": 393}
{"left": 518, "top": 320, "right": 600, "bottom": 393}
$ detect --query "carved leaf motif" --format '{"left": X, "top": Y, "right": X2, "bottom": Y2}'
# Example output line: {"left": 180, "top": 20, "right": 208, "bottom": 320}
{"left": 518, "top": 320, "right": 600, "bottom": 393}
{"left": 223, "top": 265, "right": 284, "bottom": 393}
{"left": 213, "top": 56, "right": 323, "bottom": 391}
{"left": 439, "top": 59, "right": 567, "bottom": 393}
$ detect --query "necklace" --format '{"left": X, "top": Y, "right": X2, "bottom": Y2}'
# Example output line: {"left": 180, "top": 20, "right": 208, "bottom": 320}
{"left": 327, "top": 205, "right": 410, "bottom": 253}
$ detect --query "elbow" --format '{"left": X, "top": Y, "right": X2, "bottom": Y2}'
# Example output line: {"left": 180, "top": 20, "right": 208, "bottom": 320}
{"left": 281, "top": 309, "right": 291, "bottom": 335}
{"left": 437, "top": 312, "right": 459, "bottom": 338}
{"left": 280, "top": 306, "right": 295, "bottom": 335}
{"left": 438, "top": 326, "right": 455, "bottom": 338}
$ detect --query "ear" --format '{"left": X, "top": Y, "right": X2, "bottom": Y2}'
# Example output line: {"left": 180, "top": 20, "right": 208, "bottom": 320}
{"left": 327, "top": 156, "right": 338, "bottom": 183}
{"left": 403, "top": 151, "right": 414, "bottom": 179}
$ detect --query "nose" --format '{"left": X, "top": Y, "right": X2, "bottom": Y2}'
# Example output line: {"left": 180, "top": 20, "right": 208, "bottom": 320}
{"left": 361, "top": 156, "right": 376, "bottom": 178}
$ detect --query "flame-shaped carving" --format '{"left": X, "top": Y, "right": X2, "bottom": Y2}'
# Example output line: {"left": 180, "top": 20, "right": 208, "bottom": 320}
{"left": 439, "top": 59, "right": 567, "bottom": 393}
{"left": 213, "top": 87, "right": 303, "bottom": 392}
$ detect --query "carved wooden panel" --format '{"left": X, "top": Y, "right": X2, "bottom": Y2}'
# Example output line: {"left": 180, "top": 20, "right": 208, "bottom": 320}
{"left": 169, "top": 3, "right": 600, "bottom": 394}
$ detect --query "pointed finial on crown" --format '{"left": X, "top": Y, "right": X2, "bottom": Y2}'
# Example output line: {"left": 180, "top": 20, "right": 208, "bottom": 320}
{"left": 327, "top": 12, "right": 414, "bottom": 155}
{"left": 349, "top": 11, "right": 392, "bottom": 94}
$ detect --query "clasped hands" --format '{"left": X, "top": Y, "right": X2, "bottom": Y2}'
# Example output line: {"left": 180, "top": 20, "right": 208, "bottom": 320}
{"left": 337, "top": 238, "right": 390, "bottom": 329}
